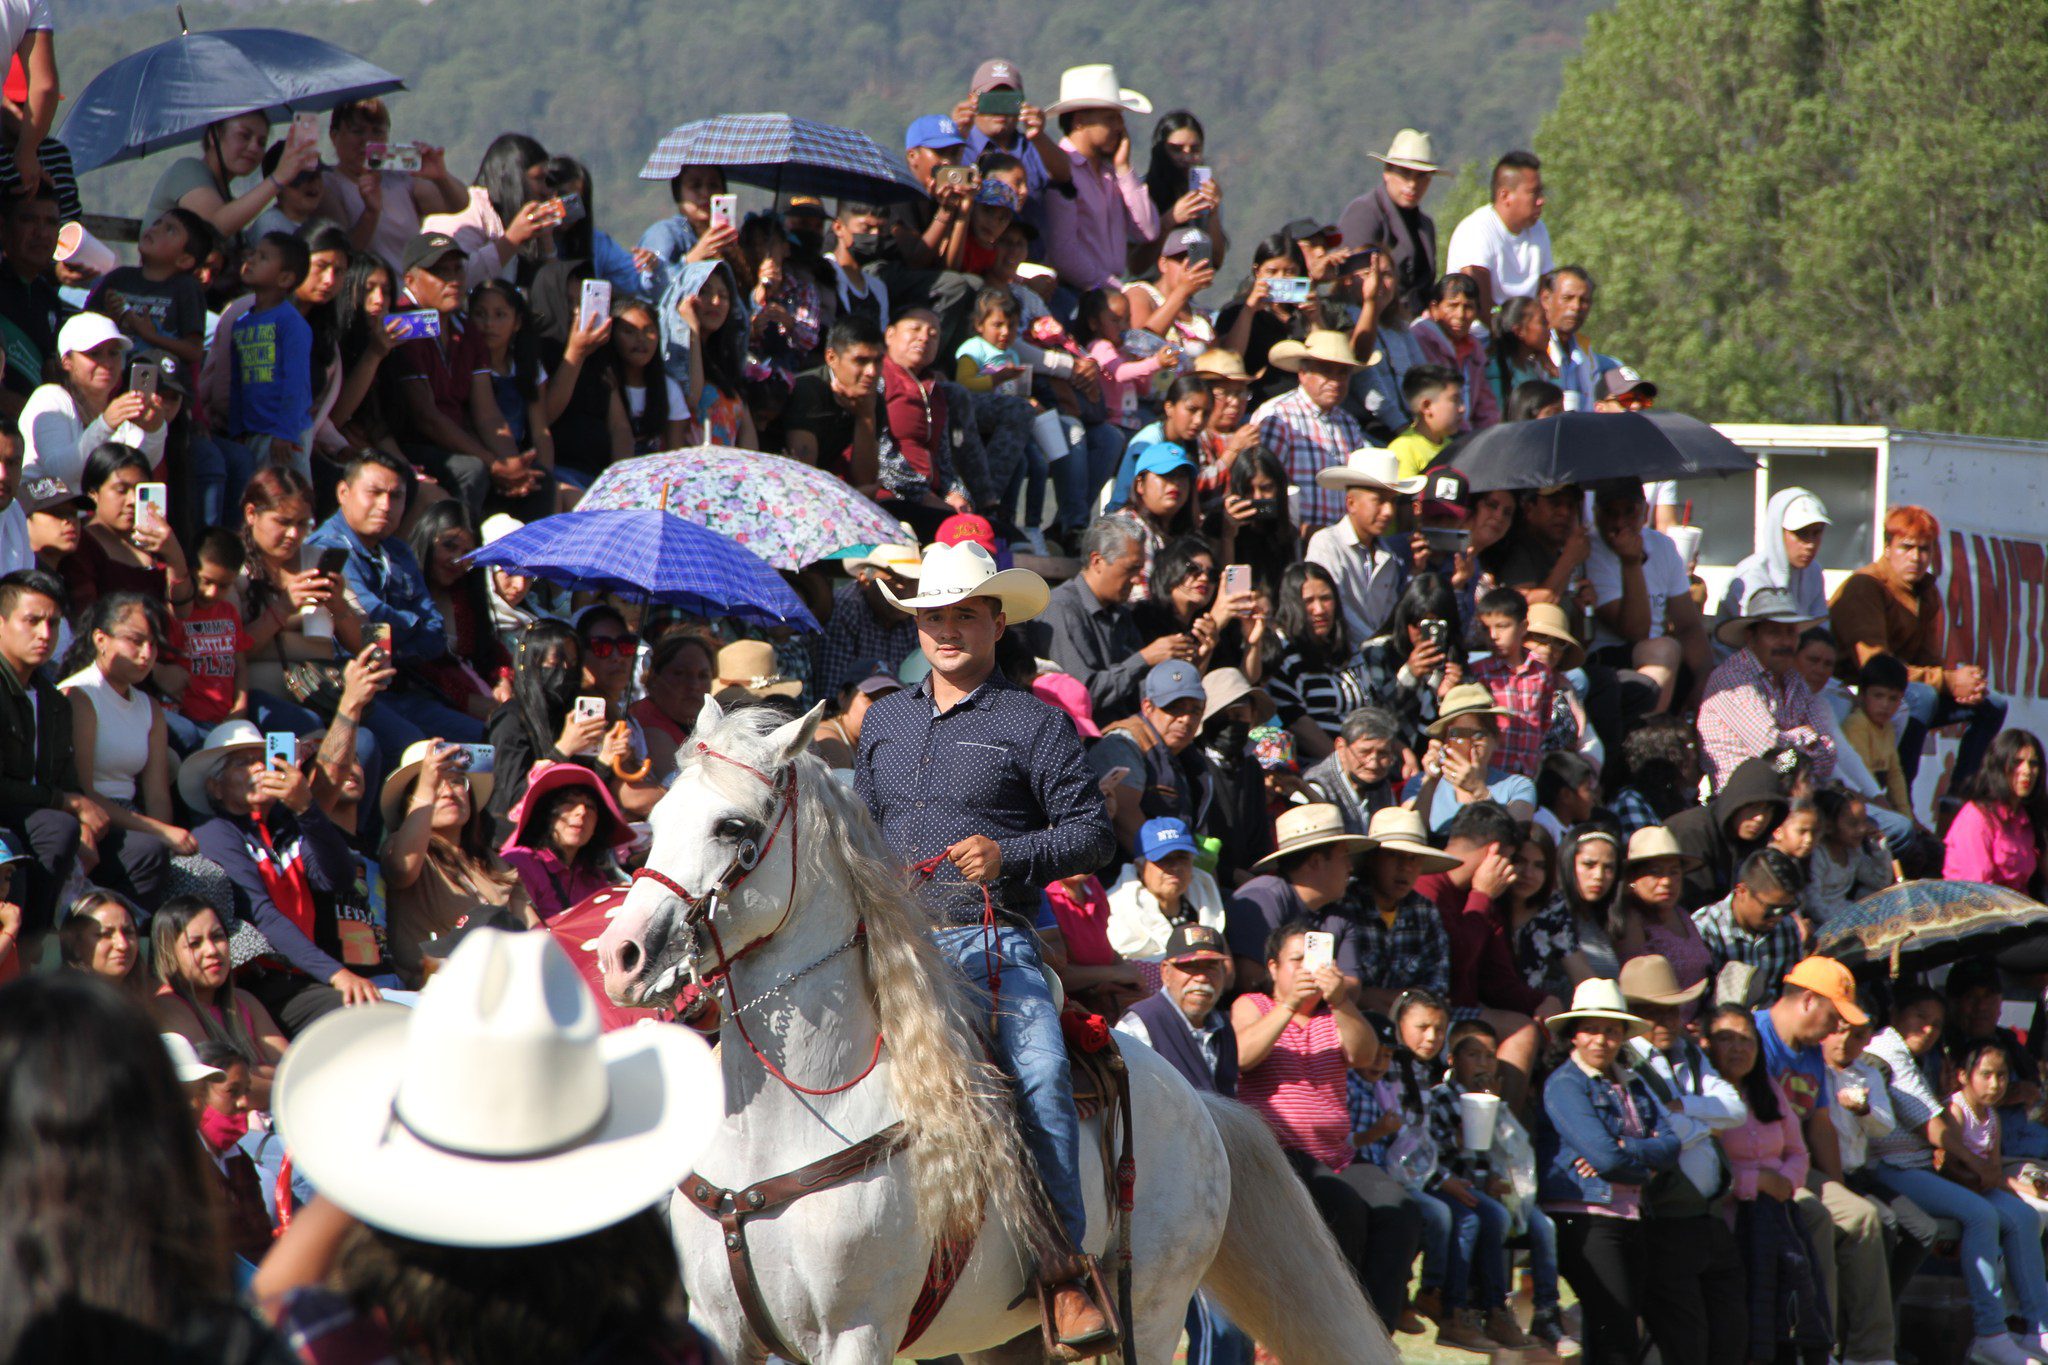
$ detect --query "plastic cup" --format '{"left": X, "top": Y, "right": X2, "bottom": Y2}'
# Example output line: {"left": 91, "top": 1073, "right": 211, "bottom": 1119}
{"left": 1031, "top": 408, "right": 1074, "bottom": 464}
{"left": 1665, "top": 524, "right": 1703, "bottom": 570}
{"left": 56, "top": 222, "right": 118, "bottom": 276}
{"left": 1460, "top": 1092, "right": 1502, "bottom": 1151}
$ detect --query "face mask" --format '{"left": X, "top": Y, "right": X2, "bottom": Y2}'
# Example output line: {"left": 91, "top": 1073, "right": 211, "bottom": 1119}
{"left": 846, "top": 232, "right": 887, "bottom": 266}
{"left": 1211, "top": 720, "right": 1252, "bottom": 763}
{"left": 789, "top": 230, "right": 826, "bottom": 258}
{"left": 534, "top": 661, "right": 581, "bottom": 707}
{"left": 199, "top": 1102, "right": 249, "bottom": 1152}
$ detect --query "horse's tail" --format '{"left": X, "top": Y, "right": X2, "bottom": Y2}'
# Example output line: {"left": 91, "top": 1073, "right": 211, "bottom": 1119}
{"left": 1196, "top": 1093, "right": 1400, "bottom": 1365}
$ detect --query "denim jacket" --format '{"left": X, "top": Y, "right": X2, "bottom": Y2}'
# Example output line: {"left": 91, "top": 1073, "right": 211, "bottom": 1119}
{"left": 1537, "top": 1059, "right": 1683, "bottom": 1206}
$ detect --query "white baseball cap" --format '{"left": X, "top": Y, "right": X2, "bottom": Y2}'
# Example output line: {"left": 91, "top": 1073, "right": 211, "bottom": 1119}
{"left": 1780, "top": 490, "right": 1832, "bottom": 533}
{"left": 162, "top": 1033, "right": 226, "bottom": 1084}
{"left": 56, "top": 311, "right": 131, "bottom": 359}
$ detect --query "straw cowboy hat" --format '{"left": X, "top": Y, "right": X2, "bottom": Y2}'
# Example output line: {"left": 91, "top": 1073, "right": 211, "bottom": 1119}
{"left": 1425, "top": 683, "right": 1511, "bottom": 739}
{"left": 177, "top": 719, "right": 267, "bottom": 816}
{"left": 1361, "top": 806, "right": 1460, "bottom": 872}
{"left": 880, "top": 540, "right": 1049, "bottom": 623}
{"left": 1371, "top": 129, "right": 1440, "bottom": 174}
{"left": 1268, "top": 329, "right": 1363, "bottom": 374}
{"left": 1625, "top": 825, "right": 1704, "bottom": 872}
{"left": 844, "top": 543, "right": 923, "bottom": 578}
{"left": 1525, "top": 602, "right": 1587, "bottom": 671}
{"left": 379, "top": 739, "right": 496, "bottom": 833}
{"left": 716, "top": 640, "right": 804, "bottom": 701}
{"left": 1043, "top": 63, "right": 1152, "bottom": 118}
{"left": 272, "top": 929, "right": 721, "bottom": 1247}
{"left": 1192, "top": 350, "right": 1252, "bottom": 384}
{"left": 1618, "top": 953, "right": 1708, "bottom": 1008}
{"left": 1252, "top": 802, "right": 1373, "bottom": 871}
{"left": 1714, "top": 584, "right": 1820, "bottom": 648}
{"left": 1546, "top": 977, "right": 1652, "bottom": 1039}
{"left": 1315, "top": 447, "right": 1428, "bottom": 497}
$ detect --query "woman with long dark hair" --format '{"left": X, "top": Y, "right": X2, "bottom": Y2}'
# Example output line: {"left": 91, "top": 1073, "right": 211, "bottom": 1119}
{"left": 1205, "top": 443, "right": 1300, "bottom": 595}
{"left": 150, "top": 896, "right": 289, "bottom": 1104}
{"left": 671, "top": 262, "right": 758, "bottom": 448}
{"left": 1945, "top": 728, "right": 2048, "bottom": 894}
{"left": 407, "top": 500, "right": 512, "bottom": 727}
{"left": 56, "top": 890, "right": 149, "bottom": 1003}
{"left": 539, "top": 154, "right": 644, "bottom": 296}
{"left": 422, "top": 132, "right": 557, "bottom": 288}
{"left": 1216, "top": 234, "right": 1319, "bottom": 404}
{"left": 1133, "top": 534, "right": 1263, "bottom": 678}
{"left": 1556, "top": 822, "right": 1623, "bottom": 981}
{"left": 470, "top": 278, "right": 556, "bottom": 471}
{"left": 1355, "top": 571, "right": 1464, "bottom": 748}
{"left": 1488, "top": 295, "right": 1556, "bottom": 417}
{"left": 499, "top": 762, "right": 632, "bottom": 921}
{"left": 1142, "top": 111, "right": 1225, "bottom": 259}
{"left": 327, "top": 251, "right": 408, "bottom": 453}
{"left": 60, "top": 440, "right": 191, "bottom": 613}
{"left": 484, "top": 620, "right": 605, "bottom": 840}
{"left": 1262, "top": 561, "right": 1363, "bottom": 763}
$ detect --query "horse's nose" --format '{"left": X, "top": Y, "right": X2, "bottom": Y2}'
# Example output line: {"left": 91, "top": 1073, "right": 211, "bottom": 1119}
{"left": 615, "top": 939, "right": 642, "bottom": 979}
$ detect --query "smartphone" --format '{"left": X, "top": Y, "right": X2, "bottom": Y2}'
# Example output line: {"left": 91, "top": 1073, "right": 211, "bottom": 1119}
{"left": 933, "top": 165, "right": 975, "bottom": 190}
{"left": 1420, "top": 618, "right": 1450, "bottom": 650}
{"left": 130, "top": 361, "right": 160, "bottom": 397}
{"left": 1266, "top": 276, "right": 1313, "bottom": 304}
{"left": 574, "top": 695, "right": 607, "bottom": 724}
{"left": 1102, "top": 765, "right": 1132, "bottom": 787}
{"left": 1223, "top": 564, "right": 1252, "bottom": 598}
{"left": 709, "top": 193, "right": 739, "bottom": 231}
{"left": 1188, "top": 165, "right": 1214, "bottom": 192}
{"left": 1183, "top": 233, "right": 1214, "bottom": 268}
{"left": 265, "top": 732, "right": 298, "bottom": 770}
{"left": 1302, "top": 931, "right": 1335, "bottom": 975}
{"left": 317, "top": 547, "right": 350, "bottom": 577}
{"left": 134, "top": 482, "right": 167, "bottom": 529}
{"left": 577, "top": 279, "right": 612, "bottom": 334}
{"left": 557, "top": 191, "right": 587, "bottom": 227}
{"left": 366, "top": 622, "right": 392, "bottom": 656}
{"left": 365, "top": 141, "right": 423, "bottom": 173}
{"left": 445, "top": 743, "right": 495, "bottom": 776}
{"left": 387, "top": 309, "right": 442, "bottom": 342}
{"left": 1419, "top": 526, "right": 1471, "bottom": 554}
{"left": 976, "top": 88, "right": 1024, "bottom": 118}
{"left": 290, "top": 112, "right": 321, "bottom": 147}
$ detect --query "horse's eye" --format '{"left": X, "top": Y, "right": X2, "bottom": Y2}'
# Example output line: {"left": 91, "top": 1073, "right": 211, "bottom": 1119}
{"left": 716, "top": 816, "right": 758, "bottom": 843}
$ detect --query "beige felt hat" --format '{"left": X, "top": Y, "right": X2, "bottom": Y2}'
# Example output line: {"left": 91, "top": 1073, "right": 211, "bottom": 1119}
{"left": 1426, "top": 683, "right": 1510, "bottom": 739}
{"left": 1252, "top": 802, "right": 1373, "bottom": 871}
{"left": 1618, "top": 953, "right": 1708, "bottom": 1007}
{"left": 1361, "top": 806, "right": 1459, "bottom": 872}
{"left": 1546, "top": 977, "right": 1652, "bottom": 1039}
{"left": 1524, "top": 602, "right": 1586, "bottom": 671}
{"left": 1044, "top": 63, "right": 1152, "bottom": 118}
{"left": 1193, "top": 349, "right": 1251, "bottom": 384}
{"left": 716, "top": 640, "right": 804, "bottom": 700}
{"left": 1268, "top": 329, "right": 1363, "bottom": 374}
{"left": 1625, "top": 825, "right": 1704, "bottom": 872}
{"left": 1372, "top": 129, "right": 1440, "bottom": 173}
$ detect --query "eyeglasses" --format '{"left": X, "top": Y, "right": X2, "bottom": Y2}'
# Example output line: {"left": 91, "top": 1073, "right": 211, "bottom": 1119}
{"left": 583, "top": 635, "right": 640, "bottom": 659}
{"left": 1445, "top": 726, "right": 1494, "bottom": 742}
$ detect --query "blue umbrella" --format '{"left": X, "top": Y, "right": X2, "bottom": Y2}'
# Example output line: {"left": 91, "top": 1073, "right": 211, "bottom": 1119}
{"left": 464, "top": 509, "right": 817, "bottom": 631}
{"left": 638, "top": 113, "right": 925, "bottom": 204}
{"left": 60, "top": 28, "right": 406, "bottom": 173}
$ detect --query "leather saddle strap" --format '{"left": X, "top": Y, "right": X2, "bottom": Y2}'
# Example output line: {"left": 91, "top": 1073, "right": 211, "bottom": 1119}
{"left": 681, "top": 1122, "right": 909, "bottom": 1363}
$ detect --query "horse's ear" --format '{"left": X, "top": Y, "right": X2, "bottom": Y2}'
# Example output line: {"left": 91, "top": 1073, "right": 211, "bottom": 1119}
{"left": 692, "top": 694, "right": 726, "bottom": 742}
{"left": 766, "top": 701, "right": 829, "bottom": 770}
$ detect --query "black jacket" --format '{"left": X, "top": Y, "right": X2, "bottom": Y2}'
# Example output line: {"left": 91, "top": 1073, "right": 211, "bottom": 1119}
{"left": 0, "top": 660, "right": 77, "bottom": 818}
{"left": 1667, "top": 757, "right": 1788, "bottom": 911}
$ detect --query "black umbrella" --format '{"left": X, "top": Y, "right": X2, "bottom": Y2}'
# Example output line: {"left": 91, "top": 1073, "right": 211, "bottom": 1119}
{"left": 1441, "top": 410, "right": 1757, "bottom": 493}
{"left": 1813, "top": 880, "right": 2048, "bottom": 976}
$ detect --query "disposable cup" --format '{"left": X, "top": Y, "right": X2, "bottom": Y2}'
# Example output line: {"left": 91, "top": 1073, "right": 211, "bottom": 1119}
{"left": 1460, "top": 1092, "right": 1502, "bottom": 1151}
{"left": 1665, "top": 524, "right": 1703, "bottom": 570}
{"left": 1031, "top": 408, "right": 1075, "bottom": 464}
{"left": 56, "top": 222, "right": 118, "bottom": 275}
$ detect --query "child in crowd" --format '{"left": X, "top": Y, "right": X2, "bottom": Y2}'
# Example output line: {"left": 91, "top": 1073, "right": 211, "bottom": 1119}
{"left": 1844, "top": 652, "right": 1913, "bottom": 817}
{"left": 608, "top": 298, "right": 690, "bottom": 456}
{"left": 248, "top": 140, "right": 328, "bottom": 243}
{"left": 1806, "top": 788, "right": 1894, "bottom": 924}
{"left": 191, "top": 1041, "right": 275, "bottom": 1266}
{"left": 1387, "top": 363, "right": 1467, "bottom": 478}
{"left": 1949, "top": 1041, "right": 2048, "bottom": 1226}
{"left": 162, "top": 528, "right": 252, "bottom": 750}
{"left": 954, "top": 286, "right": 1053, "bottom": 535}
{"left": 227, "top": 231, "right": 314, "bottom": 471}
{"left": 1411, "top": 273, "right": 1499, "bottom": 430}
{"left": 1386, "top": 990, "right": 1454, "bottom": 1335}
{"left": 89, "top": 207, "right": 214, "bottom": 370}
{"left": 1078, "top": 286, "right": 1179, "bottom": 433}
{"left": 955, "top": 171, "right": 1023, "bottom": 276}
{"left": 738, "top": 211, "right": 821, "bottom": 386}
{"left": 469, "top": 280, "right": 554, "bottom": 464}
{"left": 1471, "top": 587, "right": 1559, "bottom": 779}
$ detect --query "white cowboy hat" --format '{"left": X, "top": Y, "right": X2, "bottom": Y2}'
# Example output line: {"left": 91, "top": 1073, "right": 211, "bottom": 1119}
{"left": 1545, "top": 977, "right": 1652, "bottom": 1039}
{"left": 845, "top": 543, "right": 923, "bottom": 577}
{"left": 1043, "top": 63, "right": 1152, "bottom": 118}
{"left": 1624, "top": 825, "right": 1705, "bottom": 873}
{"left": 272, "top": 928, "right": 722, "bottom": 1248}
{"left": 1371, "top": 128, "right": 1439, "bottom": 173}
{"left": 1268, "top": 329, "right": 1363, "bottom": 374}
{"left": 1714, "top": 584, "right": 1821, "bottom": 648}
{"left": 379, "top": 739, "right": 496, "bottom": 833}
{"left": 1315, "top": 446, "right": 1428, "bottom": 496}
{"left": 1361, "top": 806, "right": 1459, "bottom": 872}
{"left": 176, "top": 719, "right": 267, "bottom": 817}
{"left": 1252, "top": 802, "right": 1373, "bottom": 871}
{"left": 880, "top": 540, "right": 1049, "bottom": 623}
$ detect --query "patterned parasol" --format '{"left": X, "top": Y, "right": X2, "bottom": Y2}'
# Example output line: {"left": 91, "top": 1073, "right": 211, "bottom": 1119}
{"left": 638, "top": 113, "right": 926, "bottom": 204}
{"left": 1814, "top": 879, "right": 2048, "bottom": 975}
{"left": 578, "top": 446, "right": 909, "bottom": 570}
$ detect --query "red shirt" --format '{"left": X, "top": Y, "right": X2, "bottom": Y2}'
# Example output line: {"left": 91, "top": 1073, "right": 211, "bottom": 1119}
{"left": 1470, "top": 650, "right": 1558, "bottom": 778}
{"left": 1415, "top": 871, "right": 1547, "bottom": 1016}
{"left": 389, "top": 303, "right": 490, "bottom": 434}
{"left": 1045, "top": 875, "right": 1118, "bottom": 966}
{"left": 169, "top": 600, "right": 250, "bottom": 725}
{"left": 881, "top": 356, "right": 946, "bottom": 492}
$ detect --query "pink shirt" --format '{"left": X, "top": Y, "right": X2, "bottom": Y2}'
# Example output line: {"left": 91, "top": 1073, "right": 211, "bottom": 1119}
{"left": 1042, "top": 139, "right": 1160, "bottom": 292}
{"left": 1045, "top": 876, "right": 1118, "bottom": 965}
{"left": 1084, "top": 339, "right": 1171, "bottom": 430}
{"left": 1237, "top": 994, "right": 1355, "bottom": 1170}
{"left": 1715, "top": 1074, "right": 1809, "bottom": 1201}
{"left": 1944, "top": 800, "right": 2039, "bottom": 891}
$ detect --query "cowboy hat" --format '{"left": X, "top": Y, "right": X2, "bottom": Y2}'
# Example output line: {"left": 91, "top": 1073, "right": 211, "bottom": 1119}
{"left": 1192, "top": 350, "right": 1251, "bottom": 384}
{"left": 379, "top": 739, "right": 496, "bottom": 833}
{"left": 1043, "top": 63, "right": 1152, "bottom": 118}
{"left": 880, "top": 540, "right": 1049, "bottom": 623}
{"left": 1315, "top": 446, "right": 1428, "bottom": 497}
{"left": 177, "top": 719, "right": 267, "bottom": 817}
{"left": 1714, "top": 584, "right": 1821, "bottom": 648}
{"left": 272, "top": 929, "right": 721, "bottom": 1247}
{"left": 1267, "top": 329, "right": 1363, "bottom": 374}
{"left": 500, "top": 761, "right": 635, "bottom": 856}
{"left": 716, "top": 640, "right": 804, "bottom": 700}
{"left": 1371, "top": 128, "right": 1439, "bottom": 174}
{"left": 1361, "top": 806, "right": 1460, "bottom": 872}
{"left": 1545, "top": 977, "right": 1651, "bottom": 1039}
{"left": 1618, "top": 953, "right": 1708, "bottom": 1008}
{"left": 1524, "top": 602, "right": 1586, "bottom": 671}
{"left": 1252, "top": 802, "right": 1373, "bottom": 871}
{"left": 1200, "top": 666, "right": 1273, "bottom": 727}
{"left": 1425, "top": 683, "right": 1510, "bottom": 739}
{"left": 845, "top": 543, "right": 923, "bottom": 577}
{"left": 1624, "top": 825, "right": 1704, "bottom": 872}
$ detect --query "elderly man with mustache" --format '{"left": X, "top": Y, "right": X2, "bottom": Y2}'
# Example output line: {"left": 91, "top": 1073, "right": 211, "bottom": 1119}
{"left": 1697, "top": 585, "right": 1839, "bottom": 788}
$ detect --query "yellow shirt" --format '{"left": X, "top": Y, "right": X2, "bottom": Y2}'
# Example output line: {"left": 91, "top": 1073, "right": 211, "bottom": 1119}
{"left": 1843, "top": 709, "right": 1911, "bottom": 814}
{"left": 1388, "top": 427, "right": 1449, "bottom": 480}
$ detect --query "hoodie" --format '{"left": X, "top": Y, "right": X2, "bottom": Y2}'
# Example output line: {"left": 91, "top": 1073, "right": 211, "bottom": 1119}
{"left": 1666, "top": 757, "right": 1787, "bottom": 911}
{"left": 1718, "top": 488, "right": 1830, "bottom": 623}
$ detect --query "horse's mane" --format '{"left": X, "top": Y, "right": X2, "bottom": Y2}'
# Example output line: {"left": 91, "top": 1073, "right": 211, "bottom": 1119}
{"left": 690, "top": 707, "right": 1052, "bottom": 1249}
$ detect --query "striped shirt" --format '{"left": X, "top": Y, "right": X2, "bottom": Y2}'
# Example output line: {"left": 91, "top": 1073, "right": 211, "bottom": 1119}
{"left": 1237, "top": 994, "right": 1355, "bottom": 1170}
{"left": 1264, "top": 636, "right": 1367, "bottom": 742}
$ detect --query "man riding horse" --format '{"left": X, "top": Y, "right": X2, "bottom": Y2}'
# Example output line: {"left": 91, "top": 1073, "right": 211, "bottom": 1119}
{"left": 852, "top": 540, "right": 1121, "bottom": 1360}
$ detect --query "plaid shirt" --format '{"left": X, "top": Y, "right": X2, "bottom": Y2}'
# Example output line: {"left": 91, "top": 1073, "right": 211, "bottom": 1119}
{"left": 1470, "top": 651, "right": 1559, "bottom": 777}
{"left": 1697, "top": 647, "right": 1836, "bottom": 787}
{"left": 1338, "top": 890, "right": 1450, "bottom": 998}
{"left": 1353, "top": 635, "right": 1438, "bottom": 750}
{"left": 1691, "top": 893, "right": 1803, "bottom": 1002}
{"left": 815, "top": 580, "right": 918, "bottom": 697}
{"left": 1348, "top": 1070, "right": 1401, "bottom": 1165}
{"left": 1425, "top": 1077, "right": 1499, "bottom": 1187}
{"left": 1249, "top": 387, "right": 1366, "bottom": 528}
{"left": 1611, "top": 786, "right": 1664, "bottom": 840}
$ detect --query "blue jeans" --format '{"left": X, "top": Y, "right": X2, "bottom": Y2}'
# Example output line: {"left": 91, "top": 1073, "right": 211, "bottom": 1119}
{"left": 372, "top": 688, "right": 488, "bottom": 748}
{"left": 1901, "top": 680, "right": 2007, "bottom": 787}
{"left": 2005, "top": 1107, "right": 2048, "bottom": 1160}
{"left": 1003, "top": 441, "right": 1050, "bottom": 531}
{"left": 1523, "top": 1202, "right": 1560, "bottom": 1313}
{"left": 1183, "top": 1289, "right": 1255, "bottom": 1365}
{"left": 930, "top": 923, "right": 1085, "bottom": 1249}
{"left": 1435, "top": 1187, "right": 1512, "bottom": 1309}
{"left": 1413, "top": 1175, "right": 1450, "bottom": 1289}
{"left": 189, "top": 433, "right": 256, "bottom": 529}
{"left": 1052, "top": 422, "right": 1124, "bottom": 535}
{"left": 1865, "top": 1162, "right": 2048, "bottom": 1336}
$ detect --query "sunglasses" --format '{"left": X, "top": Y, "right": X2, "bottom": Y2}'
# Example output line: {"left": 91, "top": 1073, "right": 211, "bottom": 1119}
{"left": 582, "top": 635, "right": 640, "bottom": 659}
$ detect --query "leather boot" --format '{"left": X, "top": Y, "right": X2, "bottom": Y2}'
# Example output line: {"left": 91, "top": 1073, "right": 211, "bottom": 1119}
{"left": 1037, "top": 1252, "right": 1119, "bottom": 1360}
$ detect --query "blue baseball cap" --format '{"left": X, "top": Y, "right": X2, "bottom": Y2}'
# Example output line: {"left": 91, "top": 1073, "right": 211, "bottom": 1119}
{"left": 975, "top": 177, "right": 1020, "bottom": 213}
{"left": 904, "top": 115, "right": 966, "bottom": 152}
{"left": 0, "top": 831, "right": 24, "bottom": 864}
{"left": 1139, "top": 818, "right": 1198, "bottom": 863}
{"left": 1143, "top": 659, "right": 1206, "bottom": 708}
{"left": 1132, "top": 443, "right": 1196, "bottom": 479}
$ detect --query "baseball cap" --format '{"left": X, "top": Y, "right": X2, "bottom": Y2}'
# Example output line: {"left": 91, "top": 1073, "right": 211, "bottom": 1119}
{"left": 1162, "top": 922, "right": 1229, "bottom": 964}
{"left": 148, "top": 353, "right": 195, "bottom": 399}
{"left": 0, "top": 830, "right": 25, "bottom": 864}
{"left": 971, "top": 58, "right": 1024, "bottom": 94}
{"left": 1595, "top": 366, "right": 1658, "bottom": 402}
{"left": 57, "top": 311, "right": 129, "bottom": 359}
{"left": 854, "top": 667, "right": 903, "bottom": 699}
{"left": 933, "top": 512, "right": 996, "bottom": 554}
{"left": 1159, "top": 227, "right": 1209, "bottom": 259}
{"left": 1780, "top": 490, "right": 1832, "bottom": 532}
{"left": 1418, "top": 467, "right": 1471, "bottom": 521}
{"left": 163, "top": 1032, "right": 225, "bottom": 1084}
{"left": 1143, "top": 659, "right": 1206, "bottom": 709}
{"left": 400, "top": 230, "right": 464, "bottom": 275}
{"left": 1782, "top": 956, "right": 1869, "bottom": 1027}
{"left": 904, "top": 115, "right": 966, "bottom": 152}
{"left": 1281, "top": 217, "right": 1341, "bottom": 246}
{"left": 975, "top": 178, "right": 1021, "bottom": 213}
{"left": 1139, "top": 818, "right": 1198, "bottom": 862}
{"left": 1132, "top": 443, "right": 1196, "bottom": 479}
{"left": 21, "top": 476, "right": 86, "bottom": 517}
{"left": 782, "top": 195, "right": 828, "bottom": 219}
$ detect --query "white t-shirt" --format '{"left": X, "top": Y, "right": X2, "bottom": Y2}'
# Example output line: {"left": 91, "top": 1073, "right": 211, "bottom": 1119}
{"left": 0, "top": 0, "right": 51, "bottom": 65}
{"left": 1585, "top": 524, "right": 1691, "bottom": 649}
{"left": 1444, "top": 206, "right": 1554, "bottom": 301}
{"left": 624, "top": 376, "right": 690, "bottom": 425}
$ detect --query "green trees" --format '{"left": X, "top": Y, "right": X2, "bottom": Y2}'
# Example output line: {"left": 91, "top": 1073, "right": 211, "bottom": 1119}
{"left": 1537, "top": 0, "right": 2048, "bottom": 433}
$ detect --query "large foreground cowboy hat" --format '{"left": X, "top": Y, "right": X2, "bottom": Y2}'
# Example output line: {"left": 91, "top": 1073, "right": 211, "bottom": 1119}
{"left": 274, "top": 929, "right": 721, "bottom": 1247}
{"left": 881, "top": 540, "right": 1049, "bottom": 622}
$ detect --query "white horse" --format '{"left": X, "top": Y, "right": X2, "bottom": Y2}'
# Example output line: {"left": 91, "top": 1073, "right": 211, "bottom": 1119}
{"left": 595, "top": 700, "right": 1395, "bottom": 1365}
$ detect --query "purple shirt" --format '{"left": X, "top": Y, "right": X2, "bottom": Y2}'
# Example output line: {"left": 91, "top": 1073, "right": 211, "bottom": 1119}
{"left": 1041, "top": 139, "right": 1160, "bottom": 292}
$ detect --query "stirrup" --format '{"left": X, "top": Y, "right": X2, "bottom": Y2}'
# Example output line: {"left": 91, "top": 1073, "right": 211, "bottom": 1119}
{"left": 1036, "top": 1253, "right": 1121, "bottom": 1361}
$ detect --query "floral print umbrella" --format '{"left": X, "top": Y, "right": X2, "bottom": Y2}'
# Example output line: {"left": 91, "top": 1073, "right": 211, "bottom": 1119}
{"left": 579, "top": 446, "right": 910, "bottom": 570}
